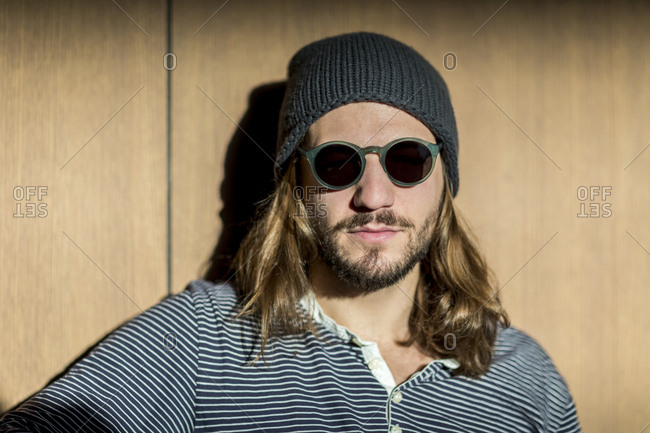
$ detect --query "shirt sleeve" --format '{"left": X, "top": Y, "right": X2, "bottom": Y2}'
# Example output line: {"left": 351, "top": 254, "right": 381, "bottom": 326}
{"left": 540, "top": 341, "right": 582, "bottom": 432}
{"left": 0, "top": 288, "right": 199, "bottom": 433}
{"left": 535, "top": 338, "right": 583, "bottom": 432}
{"left": 556, "top": 398, "right": 582, "bottom": 433}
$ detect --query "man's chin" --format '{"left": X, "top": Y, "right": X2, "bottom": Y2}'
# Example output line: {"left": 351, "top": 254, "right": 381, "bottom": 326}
{"left": 314, "top": 220, "right": 431, "bottom": 292}
{"left": 324, "top": 253, "right": 419, "bottom": 293}
{"left": 339, "top": 241, "right": 402, "bottom": 262}
{"left": 338, "top": 268, "right": 412, "bottom": 293}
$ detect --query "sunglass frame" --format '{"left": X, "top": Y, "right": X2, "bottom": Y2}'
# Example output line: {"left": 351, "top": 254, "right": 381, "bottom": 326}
{"left": 297, "top": 137, "right": 440, "bottom": 190}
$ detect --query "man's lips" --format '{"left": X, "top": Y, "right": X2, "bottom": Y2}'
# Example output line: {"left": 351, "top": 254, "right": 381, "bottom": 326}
{"left": 347, "top": 225, "right": 401, "bottom": 242}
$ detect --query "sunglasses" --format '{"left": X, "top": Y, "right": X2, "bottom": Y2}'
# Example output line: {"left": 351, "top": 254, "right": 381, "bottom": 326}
{"left": 297, "top": 137, "right": 440, "bottom": 190}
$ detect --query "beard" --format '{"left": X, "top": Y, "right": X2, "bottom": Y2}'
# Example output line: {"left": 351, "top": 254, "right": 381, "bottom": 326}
{"left": 310, "top": 209, "right": 437, "bottom": 292}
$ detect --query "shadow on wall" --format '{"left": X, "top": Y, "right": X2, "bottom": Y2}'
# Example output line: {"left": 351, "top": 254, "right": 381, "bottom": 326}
{"left": 201, "top": 81, "right": 287, "bottom": 283}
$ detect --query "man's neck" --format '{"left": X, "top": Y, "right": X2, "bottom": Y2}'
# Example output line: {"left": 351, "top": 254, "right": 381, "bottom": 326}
{"left": 308, "top": 260, "right": 422, "bottom": 346}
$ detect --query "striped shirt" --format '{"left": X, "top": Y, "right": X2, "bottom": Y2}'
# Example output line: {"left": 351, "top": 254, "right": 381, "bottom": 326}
{"left": 0, "top": 279, "right": 581, "bottom": 432}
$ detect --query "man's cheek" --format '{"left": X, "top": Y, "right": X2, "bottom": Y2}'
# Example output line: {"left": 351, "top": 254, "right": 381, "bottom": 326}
{"left": 303, "top": 202, "right": 328, "bottom": 218}
{"left": 305, "top": 187, "right": 330, "bottom": 219}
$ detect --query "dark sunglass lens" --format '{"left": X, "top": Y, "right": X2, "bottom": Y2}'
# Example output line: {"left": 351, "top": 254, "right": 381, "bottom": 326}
{"left": 385, "top": 141, "right": 433, "bottom": 184}
{"left": 314, "top": 144, "right": 362, "bottom": 187}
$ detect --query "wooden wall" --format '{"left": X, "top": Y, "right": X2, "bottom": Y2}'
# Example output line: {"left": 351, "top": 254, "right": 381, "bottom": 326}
{"left": 0, "top": 0, "right": 168, "bottom": 415}
{"left": 2, "top": 1, "right": 649, "bottom": 431}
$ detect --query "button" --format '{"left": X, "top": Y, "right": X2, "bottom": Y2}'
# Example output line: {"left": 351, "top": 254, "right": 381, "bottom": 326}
{"left": 368, "top": 358, "right": 381, "bottom": 370}
{"left": 390, "top": 426, "right": 402, "bottom": 433}
{"left": 391, "top": 391, "right": 403, "bottom": 403}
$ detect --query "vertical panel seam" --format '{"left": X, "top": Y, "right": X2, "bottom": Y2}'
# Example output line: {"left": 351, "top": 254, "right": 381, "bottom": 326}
{"left": 166, "top": 0, "right": 173, "bottom": 297}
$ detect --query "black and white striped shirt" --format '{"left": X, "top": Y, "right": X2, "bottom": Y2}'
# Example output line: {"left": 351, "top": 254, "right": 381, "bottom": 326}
{"left": 0, "top": 280, "right": 581, "bottom": 432}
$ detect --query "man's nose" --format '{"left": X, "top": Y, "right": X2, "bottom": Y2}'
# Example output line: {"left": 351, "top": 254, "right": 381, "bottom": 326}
{"left": 352, "top": 154, "right": 395, "bottom": 210}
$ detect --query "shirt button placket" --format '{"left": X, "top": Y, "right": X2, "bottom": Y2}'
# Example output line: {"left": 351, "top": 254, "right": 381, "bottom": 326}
{"left": 368, "top": 357, "right": 381, "bottom": 371}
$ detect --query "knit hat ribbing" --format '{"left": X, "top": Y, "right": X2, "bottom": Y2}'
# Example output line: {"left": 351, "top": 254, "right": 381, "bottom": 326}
{"left": 276, "top": 32, "right": 459, "bottom": 197}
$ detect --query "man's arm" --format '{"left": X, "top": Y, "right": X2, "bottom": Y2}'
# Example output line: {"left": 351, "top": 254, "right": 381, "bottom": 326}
{"left": 0, "top": 288, "right": 199, "bottom": 432}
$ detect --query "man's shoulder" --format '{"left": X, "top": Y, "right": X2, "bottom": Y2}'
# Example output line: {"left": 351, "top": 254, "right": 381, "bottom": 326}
{"left": 181, "top": 279, "right": 238, "bottom": 301}
{"left": 179, "top": 279, "right": 240, "bottom": 316}
{"left": 101, "top": 279, "right": 241, "bottom": 342}
{"left": 488, "top": 324, "right": 571, "bottom": 392}
{"left": 492, "top": 324, "right": 555, "bottom": 367}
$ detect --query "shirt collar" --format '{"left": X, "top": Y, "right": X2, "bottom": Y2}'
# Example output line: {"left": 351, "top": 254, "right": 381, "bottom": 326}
{"left": 299, "top": 290, "right": 460, "bottom": 370}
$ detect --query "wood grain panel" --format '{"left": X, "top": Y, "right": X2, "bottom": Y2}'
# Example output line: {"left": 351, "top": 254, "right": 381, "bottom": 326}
{"left": 452, "top": 2, "right": 650, "bottom": 431}
{"left": 0, "top": 0, "right": 168, "bottom": 411}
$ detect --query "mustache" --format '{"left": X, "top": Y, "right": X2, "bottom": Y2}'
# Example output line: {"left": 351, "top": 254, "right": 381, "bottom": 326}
{"left": 329, "top": 210, "right": 415, "bottom": 233}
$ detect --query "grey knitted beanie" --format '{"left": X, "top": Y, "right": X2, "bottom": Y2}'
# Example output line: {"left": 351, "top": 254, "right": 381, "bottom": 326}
{"left": 276, "top": 31, "right": 459, "bottom": 197}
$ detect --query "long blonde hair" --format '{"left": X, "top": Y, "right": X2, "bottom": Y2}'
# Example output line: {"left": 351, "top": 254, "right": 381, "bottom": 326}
{"left": 230, "top": 158, "right": 509, "bottom": 377}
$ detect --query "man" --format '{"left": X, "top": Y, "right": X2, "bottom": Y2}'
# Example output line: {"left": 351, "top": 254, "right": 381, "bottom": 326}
{"left": 0, "top": 32, "right": 581, "bottom": 432}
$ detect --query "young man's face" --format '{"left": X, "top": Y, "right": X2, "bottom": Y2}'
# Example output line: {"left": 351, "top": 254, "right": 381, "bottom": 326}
{"left": 299, "top": 102, "right": 445, "bottom": 291}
